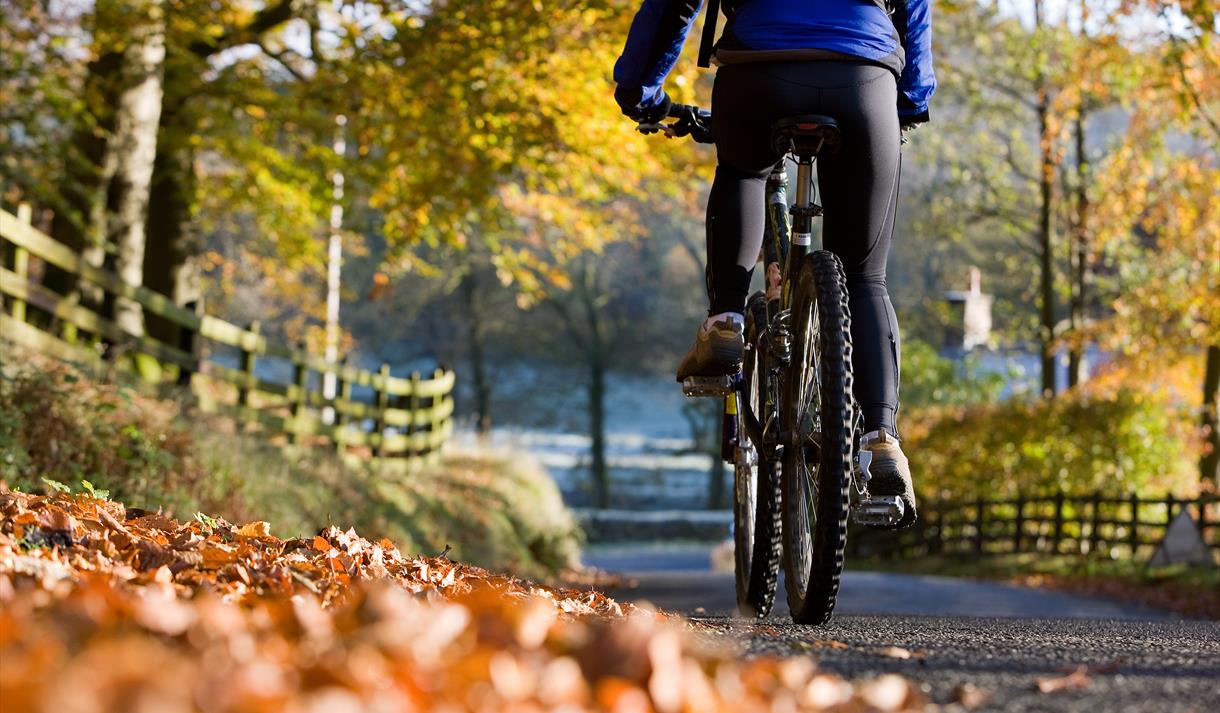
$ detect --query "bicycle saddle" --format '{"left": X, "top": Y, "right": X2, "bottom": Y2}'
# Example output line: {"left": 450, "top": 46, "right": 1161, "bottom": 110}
{"left": 771, "top": 115, "right": 842, "bottom": 158}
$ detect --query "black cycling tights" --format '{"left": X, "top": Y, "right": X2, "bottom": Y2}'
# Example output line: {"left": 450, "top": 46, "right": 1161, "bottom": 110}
{"left": 707, "top": 60, "right": 902, "bottom": 437}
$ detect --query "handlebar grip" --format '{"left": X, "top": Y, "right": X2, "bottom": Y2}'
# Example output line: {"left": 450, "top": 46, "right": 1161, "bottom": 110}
{"left": 668, "top": 102, "right": 693, "bottom": 118}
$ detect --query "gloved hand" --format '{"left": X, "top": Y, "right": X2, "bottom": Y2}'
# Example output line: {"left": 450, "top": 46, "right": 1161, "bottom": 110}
{"left": 668, "top": 104, "right": 713, "bottom": 144}
{"left": 623, "top": 91, "right": 672, "bottom": 125}
{"left": 899, "top": 109, "right": 929, "bottom": 133}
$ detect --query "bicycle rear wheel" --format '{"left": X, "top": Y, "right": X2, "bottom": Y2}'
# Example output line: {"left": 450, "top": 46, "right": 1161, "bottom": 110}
{"left": 734, "top": 293, "right": 782, "bottom": 617}
{"left": 780, "top": 250, "right": 853, "bottom": 625}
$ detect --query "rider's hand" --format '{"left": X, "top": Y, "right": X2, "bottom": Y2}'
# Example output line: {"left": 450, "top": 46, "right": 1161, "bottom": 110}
{"left": 899, "top": 110, "right": 927, "bottom": 146}
{"left": 623, "top": 92, "right": 672, "bottom": 125}
{"left": 899, "top": 109, "right": 929, "bottom": 132}
{"left": 668, "top": 104, "right": 714, "bottom": 144}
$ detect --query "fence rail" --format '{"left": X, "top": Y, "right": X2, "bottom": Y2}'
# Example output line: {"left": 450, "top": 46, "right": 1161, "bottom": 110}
{"left": 849, "top": 491, "right": 1220, "bottom": 562}
{"left": 0, "top": 204, "right": 454, "bottom": 469}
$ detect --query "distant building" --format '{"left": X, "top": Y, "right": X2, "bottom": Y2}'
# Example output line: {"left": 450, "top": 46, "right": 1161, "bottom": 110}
{"left": 943, "top": 266, "right": 993, "bottom": 351}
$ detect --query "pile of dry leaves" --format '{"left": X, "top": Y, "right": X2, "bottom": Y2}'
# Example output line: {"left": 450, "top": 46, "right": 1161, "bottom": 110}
{"left": 0, "top": 487, "right": 926, "bottom": 712}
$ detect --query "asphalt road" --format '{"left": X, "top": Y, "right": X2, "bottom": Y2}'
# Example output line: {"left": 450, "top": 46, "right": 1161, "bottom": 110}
{"left": 587, "top": 545, "right": 1220, "bottom": 712}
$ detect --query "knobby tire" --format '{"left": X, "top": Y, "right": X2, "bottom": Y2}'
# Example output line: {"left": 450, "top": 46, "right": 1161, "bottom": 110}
{"left": 734, "top": 293, "right": 782, "bottom": 617}
{"left": 781, "top": 250, "right": 853, "bottom": 625}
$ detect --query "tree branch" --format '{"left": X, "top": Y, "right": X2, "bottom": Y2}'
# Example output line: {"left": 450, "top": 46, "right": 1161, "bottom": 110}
{"left": 189, "top": 0, "right": 298, "bottom": 58}
{"left": 256, "top": 41, "right": 309, "bottom": 82}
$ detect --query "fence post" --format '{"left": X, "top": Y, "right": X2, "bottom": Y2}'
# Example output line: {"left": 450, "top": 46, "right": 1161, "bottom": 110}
{"left": 974, "top": 496, "right": 986, "bottom": 554}
{"left": 61, "top": 293, "right": 79, "bottom": 344}
{"left": 431, "top": 366, "right": 445, "bottom": 459}
{"left": 9, "top": 203, "right": 31, "bottom": 323}
{"left": 237, "top": 320, "right": 260, "bottom": 408}
{"left": 334, "top": 356, "right": 351, "bottom": 453}
{"left": 1013, "top": 494, "right": 1025, "bottom": 553}
{"left": 408, "top": 371, "right": 422, "bottom": 459}
{"left": 1089, "top": 491, "right": 1102, "bottom": 555}
{"left": 1129, "top": 492, "right": 1140, "bottom": 557}
{"left": 288, "top": 344, "right": 308, "bottom": 445}
{"left": 176, "top": 299, "right": 203, "bottom": 387}
{"left": 373, "top": 362, "right": 391, "bottom": 457}
{"left": 1052, "top": 490, "right": 1064, "bottom": 555}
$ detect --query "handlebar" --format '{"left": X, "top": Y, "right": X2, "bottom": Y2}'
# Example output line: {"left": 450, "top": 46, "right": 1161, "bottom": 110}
{"left": 636, "top": 103, "right": 713, "bottom": 144}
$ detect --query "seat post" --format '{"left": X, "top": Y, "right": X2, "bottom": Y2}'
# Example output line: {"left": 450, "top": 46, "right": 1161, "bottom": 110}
{"left": 792, "top": 157, "right": 815, "bottom": 248}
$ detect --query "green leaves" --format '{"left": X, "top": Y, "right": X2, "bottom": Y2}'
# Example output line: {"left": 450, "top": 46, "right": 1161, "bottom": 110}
{"left": 80, "top": 479, "right": 111, "bottom": 500}
{"left": 41, "top": 477, "right": 72, "bottom": 495}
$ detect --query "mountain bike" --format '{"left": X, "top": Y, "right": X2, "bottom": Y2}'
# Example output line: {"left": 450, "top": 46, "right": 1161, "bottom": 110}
{"left": 639, "top": 104, "right": 904, "bottom": 624}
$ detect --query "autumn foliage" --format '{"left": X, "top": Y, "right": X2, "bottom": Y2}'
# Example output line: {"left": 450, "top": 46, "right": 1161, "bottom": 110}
{"left": 0, "top": 488, "right": 926, "bottom": 713}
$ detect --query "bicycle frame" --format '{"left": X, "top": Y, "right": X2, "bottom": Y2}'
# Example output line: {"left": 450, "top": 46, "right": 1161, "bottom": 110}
{"left": 735, "top": 155, "right": 822, "bottom": 458}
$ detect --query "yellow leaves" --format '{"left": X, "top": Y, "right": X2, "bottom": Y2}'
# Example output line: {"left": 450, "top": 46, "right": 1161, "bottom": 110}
{"left": 235, "top": 521, "right": 271, "bottom": 539}
{"left": 354, "top": 0, "right": 711, "bottom": 299}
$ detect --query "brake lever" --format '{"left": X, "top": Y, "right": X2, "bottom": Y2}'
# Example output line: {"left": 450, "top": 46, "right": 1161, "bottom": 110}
{"left": 635, "top": 122, "right": 673, "bottom": 137}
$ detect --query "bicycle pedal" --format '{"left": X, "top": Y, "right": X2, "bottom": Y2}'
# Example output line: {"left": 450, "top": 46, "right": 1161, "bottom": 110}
{"left": 852, "top": 496, "right": 904, "bottom": 527}
{"left": 682, "top": 375, "right": 736, "bottom": 397}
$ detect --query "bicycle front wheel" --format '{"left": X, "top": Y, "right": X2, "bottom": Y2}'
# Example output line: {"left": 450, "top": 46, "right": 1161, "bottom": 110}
{"left": 780, "top": 250, "right": 854, "bottom": 625}
{"left": 734, "top": 293, "right": 782, "bottom": 617}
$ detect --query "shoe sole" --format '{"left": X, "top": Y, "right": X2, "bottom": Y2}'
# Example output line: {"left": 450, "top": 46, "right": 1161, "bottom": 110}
{"left": 677, "top": 345, "right": 743, "bottom": 380}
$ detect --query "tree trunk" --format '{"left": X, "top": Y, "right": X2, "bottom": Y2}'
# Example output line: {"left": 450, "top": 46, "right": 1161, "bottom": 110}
{"left": 1034, "top": 0, "right": 1057, "bottom": 398}
{"left": 101, "top": 0, "right": 166, "bottom": 341}
{"left": 461, "top": 267, "right": 493, "bottom": 436}
{"left": 708, "top": 443, "right": 727, "bottom": 510}
{"left": 1067, "top": 111, "right": 1089, "bottom": 388}
{"left": 144, "top": 127, "right": 202, "bottom": 346}
{"left": 588, "top": 345, "right": 609, "bottom": 508}
{"left": 580, "top": 260, "right": 610, "bottom": 508}
{"left": 45, "top": 51, "right": 123, "bottom": 306}
{"left": 1201, "top": 344, "right": 1220, "bottom": 486}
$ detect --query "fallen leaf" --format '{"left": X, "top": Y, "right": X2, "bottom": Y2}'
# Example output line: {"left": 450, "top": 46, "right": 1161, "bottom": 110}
{"left": 1036, "top": 665, "right": 1091, "bottom": 693}
{"left": 951, "top": 682, "right": 991, "bottom": 708}
{"left": 201, "top": 541, "right": 238, "bottom": 569}
{"left": 875, "top": 646, "right": 925, "bottom": 660}
{"left": 236, "top": 521, "right": 272, "bottom": 538}
{"left": 859, "top": 674, "right": 916, "bottom": 711}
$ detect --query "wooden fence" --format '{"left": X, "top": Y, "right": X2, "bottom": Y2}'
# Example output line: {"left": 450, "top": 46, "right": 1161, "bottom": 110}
{"left": 849, "top": 491, "right": 1220, "bottom": 563}
{"left": 0, "top": 204, "right": 455, "bottom": 470}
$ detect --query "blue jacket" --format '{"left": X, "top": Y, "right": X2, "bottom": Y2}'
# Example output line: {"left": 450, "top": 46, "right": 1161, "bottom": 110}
{"left": 613, "top": 0, "right": 936, "bottom": 122}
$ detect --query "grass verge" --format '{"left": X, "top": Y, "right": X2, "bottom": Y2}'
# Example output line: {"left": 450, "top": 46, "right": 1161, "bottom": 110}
{"left": 0, "top": 346, "right": 581, "bottom": 579}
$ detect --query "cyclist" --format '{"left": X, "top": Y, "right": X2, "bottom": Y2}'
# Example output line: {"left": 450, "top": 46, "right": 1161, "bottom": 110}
{"left": 614, "top": 0, "right": 934, "bottom": 529}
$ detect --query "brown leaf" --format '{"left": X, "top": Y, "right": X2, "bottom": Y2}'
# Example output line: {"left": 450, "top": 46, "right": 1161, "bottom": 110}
{"left": 875, "top": 646, "right": 925, "bottom": 660}
{"left": 130, "top": 512, "right": 180, "bottom": 534}
{"left": 95, "top": 504, "right": 132, "bottom": 536}
{"left": 859, "top": 674, "right": 917, "bottom": 711}
{"left": 236, "top": 521, "right": 272, "bottom": 539}
{"left": 201, "top": 541, "right": 238, "bottom": 570}
{"left": 1036, "top": 665, "right": 1091, "bottom": 693}
{"left": 951, "top": 682, "right": 991, "bottom": 708}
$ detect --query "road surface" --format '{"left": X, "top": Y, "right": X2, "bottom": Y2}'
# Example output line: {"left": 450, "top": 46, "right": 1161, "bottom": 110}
{"left": 586, "top": 544, "right": 1220, "bottom": 712}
